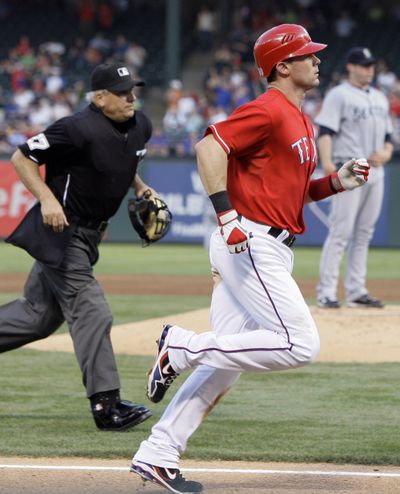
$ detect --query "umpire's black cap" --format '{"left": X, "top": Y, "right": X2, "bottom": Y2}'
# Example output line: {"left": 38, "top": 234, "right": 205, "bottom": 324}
{"left": 91, "top": 63, "right": 145, "bottom": 91}
{"left": 346, "top": 47, "right": 376, "bottom": 66}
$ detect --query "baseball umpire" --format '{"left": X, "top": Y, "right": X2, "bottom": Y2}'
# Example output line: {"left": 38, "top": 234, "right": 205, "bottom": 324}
{"left": 130, "top": 24, "right": 370, "bottom": 493}
{"left": 0, "top": 63, "right": 161, "bottom": 431}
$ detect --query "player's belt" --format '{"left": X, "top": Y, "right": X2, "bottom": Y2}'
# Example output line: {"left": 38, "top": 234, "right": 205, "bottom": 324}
{"left": 267, "top": 226, "right": 296, "bottom": 248}
{"left": 77, "top": 218, "right": 109, "bottom": 233}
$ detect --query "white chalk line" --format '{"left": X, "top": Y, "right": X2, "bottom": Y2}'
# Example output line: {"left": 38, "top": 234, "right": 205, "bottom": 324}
{"left": 0, "top": 464, "right": 400, "bottom": 478}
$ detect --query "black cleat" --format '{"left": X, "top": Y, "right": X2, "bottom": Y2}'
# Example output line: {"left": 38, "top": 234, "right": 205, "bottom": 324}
{"left": 131, "top": 460, "right": 203, "bottom": 493}
{"left": 317, "top": 297, "right": 341, "bottom": 309}
{"left": 347, "top": 294, "right": 384, "bottom": 308}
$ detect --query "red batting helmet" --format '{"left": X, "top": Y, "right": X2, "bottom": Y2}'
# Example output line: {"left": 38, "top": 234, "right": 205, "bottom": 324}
{"left": 254, "top": 24, "right": 327, "bottom": 77}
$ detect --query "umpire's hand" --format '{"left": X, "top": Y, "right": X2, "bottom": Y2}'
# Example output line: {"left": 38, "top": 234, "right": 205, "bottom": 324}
{"left": 40, "top": 195, "right": 69, "bottom": 232}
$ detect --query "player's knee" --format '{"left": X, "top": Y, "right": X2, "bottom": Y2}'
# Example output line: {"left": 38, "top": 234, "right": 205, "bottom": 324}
{"left": 292, "top": 330, "right": 320, "bottom": 366}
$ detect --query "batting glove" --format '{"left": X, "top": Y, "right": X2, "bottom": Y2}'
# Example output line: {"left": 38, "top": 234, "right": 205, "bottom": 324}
{"left": 333, "top": 158, "right": 370, "bottom": 191}
{"left": 217, "top": 209, "right": 249, "bottom": 254}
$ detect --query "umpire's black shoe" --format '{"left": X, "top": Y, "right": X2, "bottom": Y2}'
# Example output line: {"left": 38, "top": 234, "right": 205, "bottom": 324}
{"left": 91, "top": 396, "right": 152, "bottom": 431}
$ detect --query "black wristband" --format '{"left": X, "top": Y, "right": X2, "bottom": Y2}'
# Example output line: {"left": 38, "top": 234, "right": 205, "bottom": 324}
{"left": 328, "top": 175, "right": 338, "bottom": 194}
{"left": 209, "top": 190, "right": 232, "bottom": 214}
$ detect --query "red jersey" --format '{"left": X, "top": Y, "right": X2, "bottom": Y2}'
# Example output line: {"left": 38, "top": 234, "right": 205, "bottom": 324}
{"left": 206, "top": 89, "right": 317, "bottom": 234}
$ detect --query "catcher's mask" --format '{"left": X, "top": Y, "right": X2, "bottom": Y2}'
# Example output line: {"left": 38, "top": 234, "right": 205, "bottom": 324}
{"left": 128, "top": 190, "right": 172, "bottom": 247}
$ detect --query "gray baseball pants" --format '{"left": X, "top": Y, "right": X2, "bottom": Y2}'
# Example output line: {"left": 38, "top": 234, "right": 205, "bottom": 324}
{"left": 317, "top": 176, "right": 384, "bottom": 302}
{"left": 0, "top": 227, "right": 120, "bottom": 397}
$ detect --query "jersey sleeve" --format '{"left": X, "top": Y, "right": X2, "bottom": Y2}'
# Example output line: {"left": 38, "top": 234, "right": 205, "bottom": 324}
{"left": 18, "top": 118, "right": 76, "bottom": 165}
{"left": 314, "top": 88, "right": 343, "bottom": 133}
{"left": 205, "top": 102, "right": 271, "bottom": 156}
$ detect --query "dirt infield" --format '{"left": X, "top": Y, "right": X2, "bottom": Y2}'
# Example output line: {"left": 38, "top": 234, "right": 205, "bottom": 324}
{"left": 1, "top": 457, "right": 400, "bottom": 494}
{"left": 1, "top": 273, "right": 399, "bottom": 300}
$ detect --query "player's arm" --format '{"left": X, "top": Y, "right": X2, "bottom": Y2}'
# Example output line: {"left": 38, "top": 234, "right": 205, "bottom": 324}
{"left": 368, "top": 138, "right": 393, "bottom": 167}
{"left": 11, "top": 149, "right": 68, "bottom": 232}
{"left": 317, "top": 127, "right": 337, "bottom": 175}
{"left": 306, "top": 158, "right": 370, "bottom": 203}
{"left": 195, "top": 134, "right": 248, "bottom": 254}
{"left": 196, "top": 134, "right": 228, "bottom": 195}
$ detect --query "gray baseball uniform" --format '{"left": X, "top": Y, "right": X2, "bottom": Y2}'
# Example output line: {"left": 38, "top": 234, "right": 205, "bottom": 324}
{"left": 315, "top": 81, "right": 392, "bottom": 303}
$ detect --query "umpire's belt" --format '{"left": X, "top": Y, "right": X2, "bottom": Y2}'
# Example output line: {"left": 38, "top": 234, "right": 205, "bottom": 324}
{"left": 267, "top": 226, "right": 296, "bottom": 248}
{"left": 77, "top": 218, "right": 109, "bottom": 233}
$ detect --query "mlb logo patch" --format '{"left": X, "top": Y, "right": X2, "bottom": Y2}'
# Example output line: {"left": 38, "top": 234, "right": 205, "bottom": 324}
{"left": 362, "top": 48, "right": 372, "bottom": 58}
{"left": 117, "top": 67, "right": 129, "bottom": 77}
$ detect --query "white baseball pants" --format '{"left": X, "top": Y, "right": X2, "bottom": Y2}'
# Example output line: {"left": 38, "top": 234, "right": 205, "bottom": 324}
{"left": 134, "top": 217, "right": 320, "bottom": 468}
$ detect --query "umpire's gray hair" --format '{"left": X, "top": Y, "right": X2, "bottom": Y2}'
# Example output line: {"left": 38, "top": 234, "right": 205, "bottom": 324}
{"left": 85, "top": 89, "right": 106, "bottom": 103}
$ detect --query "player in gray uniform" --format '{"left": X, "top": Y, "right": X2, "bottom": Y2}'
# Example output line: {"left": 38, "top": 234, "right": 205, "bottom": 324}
{"left": 315, "top": 47, "right": 393, "bottom": 308}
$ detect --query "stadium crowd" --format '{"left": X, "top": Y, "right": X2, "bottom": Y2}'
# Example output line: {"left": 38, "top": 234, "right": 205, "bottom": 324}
{"left": 1, "top": 0, "right": 400, "bottom": 157}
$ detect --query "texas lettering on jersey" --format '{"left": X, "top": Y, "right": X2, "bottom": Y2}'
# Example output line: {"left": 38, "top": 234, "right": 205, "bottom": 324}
{"left": 291, "top": 136, "right": 317, "bottom": 165}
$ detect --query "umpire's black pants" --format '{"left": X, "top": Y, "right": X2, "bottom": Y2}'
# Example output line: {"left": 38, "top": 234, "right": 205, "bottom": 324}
{"left": 0, "top": 227, "right": 120, "bottom": 397}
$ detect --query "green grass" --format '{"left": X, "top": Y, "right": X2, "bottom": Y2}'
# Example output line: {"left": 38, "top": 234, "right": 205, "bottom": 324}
{"left": 0, "top": 293, "right": 210, "bottom": 335}
{"left": 0, "top": 242, "right": 211, "bottom": 276}
{"left": 1, "top": 242, "right": 400, "bottom": 279}
{"left": 1, "top": 349, "right": 399, "bottom": 464}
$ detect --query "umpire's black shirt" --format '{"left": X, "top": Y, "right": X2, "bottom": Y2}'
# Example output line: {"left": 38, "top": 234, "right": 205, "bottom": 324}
{"left": 19, "top": 103, "right": 152, "bottom": 221}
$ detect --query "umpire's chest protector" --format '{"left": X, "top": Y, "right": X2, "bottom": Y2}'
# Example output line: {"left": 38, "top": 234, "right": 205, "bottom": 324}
{"left": 68, "top": 105, "right": 150, "bottom": 201}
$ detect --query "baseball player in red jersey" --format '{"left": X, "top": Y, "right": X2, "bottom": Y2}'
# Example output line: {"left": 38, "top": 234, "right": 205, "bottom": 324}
{"left": 131, "top": 25, "right": 370, "bottom": 494}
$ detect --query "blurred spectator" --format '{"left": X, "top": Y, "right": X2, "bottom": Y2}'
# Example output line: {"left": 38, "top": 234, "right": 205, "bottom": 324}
{"left": 163, "top": 103, "right": 187, "bottom": 157}
{"left": 9, "top": 62, "right": 29, "bottom": 92}
{"left": 14, "top": 35, "right": 32, "bottom": 56}
{"left": 113, "top": 34, "right": 129, "bottom": 59}
{"left": 335, "top": 11, "right": 356, "bottom": 37}
{"left": 196, "top": 5, "right": 217, "bottom": 51}
{"left": 52, "top": 91, "right": 73, "bottom": 121}
{"left": 166, "top": 79, "right": 183, "bottom": 106}
{"left": 177, "top": 90, "right": 196, "bottom": 121}
{"left": 147, "top": 126, "right": 169, "bottom": 157}
{"left": 78, "top": 0, "right": 96, "bottom": 35}
{"left": 213, "top": 43, "right": 235, "bottom": 71}
{"left": 13, "top": 85, "right": 35, "bottom": 112}
{"left": 28, "top": 97, "right": 53, "bottom": 128}
{"left": 375, "top": 59, "right": 397, "bottom": 95}
{"left": 78, "top": 0, "right": 96, "bottom": 34}
{"left": 125, "top": 41, "right": 147, "bottom": 71}
{"left": 45, "top": 66, "right": 65, "bottom": 95}
{"left": 40, "top": 41, "right": 66, "bottom": 57}
{"left": 89, "top": 32, "right": 113, "bottom": 57}
{"left": 206, "top": 105, "right": 228, "bottom": 125}
{"left": 97, "top": 1, "right": 114, "bottom": 31}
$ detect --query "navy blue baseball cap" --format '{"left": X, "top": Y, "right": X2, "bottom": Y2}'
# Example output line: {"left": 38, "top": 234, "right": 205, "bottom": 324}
{"left": 91, "top": 63, "right": 145, "bottom": 91}
{"left": 346, "top": 47, "right": 376, "bottom": 66}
